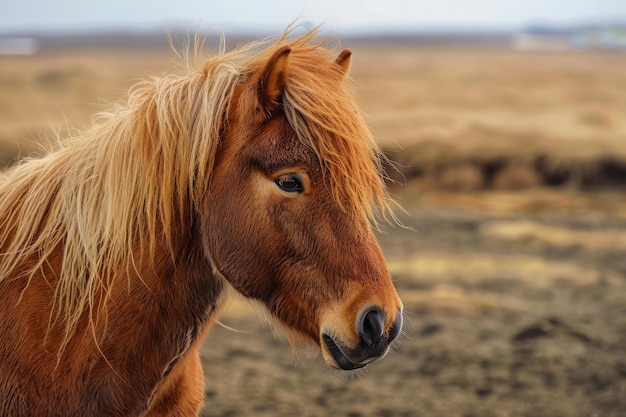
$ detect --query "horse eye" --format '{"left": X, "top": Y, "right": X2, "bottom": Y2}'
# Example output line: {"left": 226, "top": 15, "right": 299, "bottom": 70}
{"left": 275, "top": 174, "right": 304, "bottom": 193}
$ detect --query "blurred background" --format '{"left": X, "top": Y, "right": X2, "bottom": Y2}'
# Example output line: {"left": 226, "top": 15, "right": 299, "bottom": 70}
{"left": 2, "top": 1, "right": 626, "bottom": 416}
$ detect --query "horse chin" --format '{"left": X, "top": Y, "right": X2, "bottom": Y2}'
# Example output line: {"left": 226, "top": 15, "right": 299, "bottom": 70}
{"left": 320, "top": 333, "right": 388, "bottom": 371}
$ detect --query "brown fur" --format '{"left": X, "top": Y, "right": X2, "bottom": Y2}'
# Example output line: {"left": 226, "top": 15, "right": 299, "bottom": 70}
{"left": 0, "top": 29, "right": 402, "bottom": 416}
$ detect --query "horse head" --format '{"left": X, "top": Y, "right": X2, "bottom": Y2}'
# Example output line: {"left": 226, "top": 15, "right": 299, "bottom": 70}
{"left": 199, "top": 38, "right": 403, "bottom": 370}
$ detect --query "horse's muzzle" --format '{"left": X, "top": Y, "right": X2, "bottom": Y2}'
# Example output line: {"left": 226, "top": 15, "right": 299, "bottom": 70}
{"left": 322, "top": 308, "right": 403, "bottom": 370}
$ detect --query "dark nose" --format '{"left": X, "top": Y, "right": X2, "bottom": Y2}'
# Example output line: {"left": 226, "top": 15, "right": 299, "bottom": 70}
{"left": 358, "top": 307, "right": 387, "bottom": 346}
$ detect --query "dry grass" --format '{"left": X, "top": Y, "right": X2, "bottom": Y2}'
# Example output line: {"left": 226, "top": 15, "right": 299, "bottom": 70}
{"left": 351, "top": 46, "right": 626, "bottom": 149}
{"left": 388, "top": 250, "right": 612, "bottom": 289}
{"left": 0, "top": 49, "right": 176, "bottom": 166}
{"left": 347, "top": 45, "right": 626, "bottom": 190}
{"left": 481, "top": 219, "right": 626, "bottom": 252}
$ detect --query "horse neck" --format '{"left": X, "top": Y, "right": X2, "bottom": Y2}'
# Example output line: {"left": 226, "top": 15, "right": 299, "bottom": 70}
{"left": 102, "top": 225, "right": 225, "bottom": 338}
{"left": 68, "top": 227, "right": 226, "bottom": 392}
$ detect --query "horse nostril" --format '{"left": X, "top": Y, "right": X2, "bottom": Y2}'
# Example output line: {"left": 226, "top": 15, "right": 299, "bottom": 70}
{"left": 387, "top": 310, "right": 403, "bottom": 343}
{"left": 358, "top": 307, "right": 386, "bottom": 346}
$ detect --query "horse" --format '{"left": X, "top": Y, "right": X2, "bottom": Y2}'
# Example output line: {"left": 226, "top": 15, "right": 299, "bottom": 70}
{"left": 0, "top": 30, "right": 403, "bottom": 416}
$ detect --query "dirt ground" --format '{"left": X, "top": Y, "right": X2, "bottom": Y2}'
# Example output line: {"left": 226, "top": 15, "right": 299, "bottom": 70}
{"left": 1, "top": 37, "right": 625, "bottom": 416}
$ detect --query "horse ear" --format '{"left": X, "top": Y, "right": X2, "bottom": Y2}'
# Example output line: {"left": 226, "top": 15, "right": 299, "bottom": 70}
{"left": 335, "top": 49, "right": 352, "bottom": 75}
{"left": 258, "top": 45, "right": 291, "bottom": 113}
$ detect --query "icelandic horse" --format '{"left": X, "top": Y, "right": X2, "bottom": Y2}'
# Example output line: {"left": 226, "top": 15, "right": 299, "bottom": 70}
{"left": 0, "top": 30, "right": 403, "bottom": 416}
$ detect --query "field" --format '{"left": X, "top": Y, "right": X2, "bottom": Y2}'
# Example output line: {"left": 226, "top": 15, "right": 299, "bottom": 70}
{"left": 1, "top": 37, "right": 626, "bottom": 416}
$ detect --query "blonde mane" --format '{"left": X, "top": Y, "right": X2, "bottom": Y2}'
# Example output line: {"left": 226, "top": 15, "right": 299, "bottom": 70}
{"left": 0, "top": 29, "right": 394, "bottom": 344}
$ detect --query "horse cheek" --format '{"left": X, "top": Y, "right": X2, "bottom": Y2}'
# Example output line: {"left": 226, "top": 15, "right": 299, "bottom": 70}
{"left": 200, "top": 182, "right": 276, "bottom": 299}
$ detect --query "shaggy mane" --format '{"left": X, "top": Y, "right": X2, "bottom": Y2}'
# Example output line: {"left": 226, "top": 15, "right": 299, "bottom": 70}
{"left": 0, "top": 29, "right": 394, "bottom": 344}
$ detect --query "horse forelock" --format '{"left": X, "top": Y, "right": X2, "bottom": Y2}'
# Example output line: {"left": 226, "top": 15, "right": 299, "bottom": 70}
{"left": 280, "top": 57, "right": 395, "bottom": 226}
{"left": 242, "top": 30, "right": 397, "bottom": 226}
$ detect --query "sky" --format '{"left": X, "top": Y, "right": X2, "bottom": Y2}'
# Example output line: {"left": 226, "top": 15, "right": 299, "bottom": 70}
{"left": 2, "top": 0, "right": 626, "bottom": 35}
